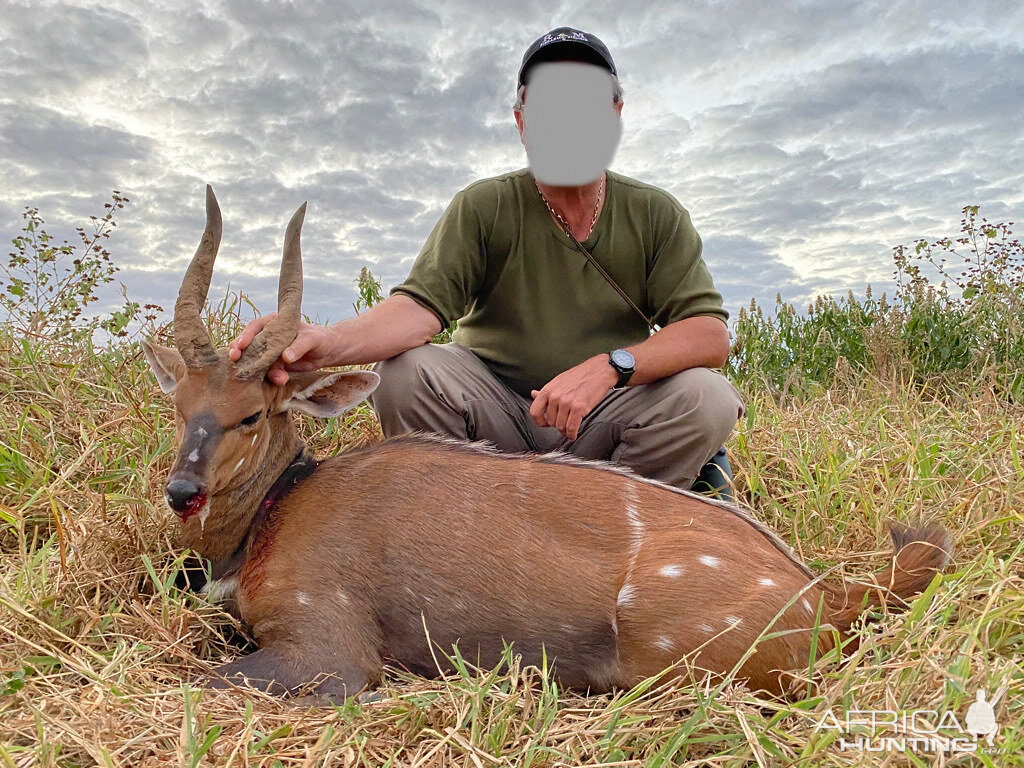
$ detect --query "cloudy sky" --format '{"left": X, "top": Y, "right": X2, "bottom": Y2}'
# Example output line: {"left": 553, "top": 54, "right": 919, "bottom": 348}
{"left": 2, "top": 0, "right": 1022, "bottom": 332}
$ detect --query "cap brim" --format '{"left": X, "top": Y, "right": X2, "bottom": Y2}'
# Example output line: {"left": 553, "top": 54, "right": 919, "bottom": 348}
{"left": 519, "top": 42, "right": 613, "bottom": 85}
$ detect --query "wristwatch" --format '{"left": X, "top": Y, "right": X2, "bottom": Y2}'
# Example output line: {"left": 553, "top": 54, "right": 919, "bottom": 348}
{"left": 608, "top": 348, "right": 636, "bottom": 389}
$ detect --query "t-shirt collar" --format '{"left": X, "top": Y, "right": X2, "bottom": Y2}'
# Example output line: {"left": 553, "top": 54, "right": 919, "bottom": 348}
{"left": 528, "top": 168, "right": 611, "bottom": 249}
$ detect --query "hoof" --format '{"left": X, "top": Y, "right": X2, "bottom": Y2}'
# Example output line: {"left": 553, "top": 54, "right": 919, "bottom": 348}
{"left": 356, "top": 689, "right": 386, "bottom": 704}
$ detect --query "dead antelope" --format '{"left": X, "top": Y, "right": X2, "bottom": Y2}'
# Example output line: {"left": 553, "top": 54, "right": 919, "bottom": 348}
{"left": 143, "top": 186, "right": 952, "bottom": 701}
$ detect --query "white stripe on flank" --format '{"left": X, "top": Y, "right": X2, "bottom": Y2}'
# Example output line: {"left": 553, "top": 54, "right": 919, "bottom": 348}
{"left": 617, "top": 582, "right": 637, "bottom": 607}
{"left": 624, "top": 483, "right": 644, "bottom": 555}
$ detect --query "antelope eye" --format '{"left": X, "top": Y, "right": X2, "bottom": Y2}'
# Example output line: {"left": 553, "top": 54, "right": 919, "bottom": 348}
{"left": 237, "top": 410, "right": 262, "bottom": 428}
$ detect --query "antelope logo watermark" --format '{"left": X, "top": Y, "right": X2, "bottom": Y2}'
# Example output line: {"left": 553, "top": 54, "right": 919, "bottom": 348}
{"left": 815, "top": 688, "right": 1010, "bottom": 756}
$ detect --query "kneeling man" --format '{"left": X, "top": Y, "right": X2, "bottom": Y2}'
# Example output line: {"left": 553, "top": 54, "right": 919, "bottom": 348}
{"left": 230, "top": 27, "right": 744, "bottom": 491}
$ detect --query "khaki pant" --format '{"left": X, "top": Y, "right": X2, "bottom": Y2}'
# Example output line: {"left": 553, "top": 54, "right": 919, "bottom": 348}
{"left": 370, "top": 343, "right": 745, "bottom": 490}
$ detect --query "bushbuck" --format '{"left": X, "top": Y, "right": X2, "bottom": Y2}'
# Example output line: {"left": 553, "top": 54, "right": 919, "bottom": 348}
{"left": 143, "top": 186, "right": 952, "bottom": 701}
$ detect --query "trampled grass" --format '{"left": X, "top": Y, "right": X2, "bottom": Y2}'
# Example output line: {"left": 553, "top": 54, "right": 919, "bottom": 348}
{"left": 1, "top": 314, "right": 1022, "bottom": 766}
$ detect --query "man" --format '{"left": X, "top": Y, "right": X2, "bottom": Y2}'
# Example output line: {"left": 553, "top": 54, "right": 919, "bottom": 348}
{"left": 230, "top": 27, "right": 744, "bottom": 491}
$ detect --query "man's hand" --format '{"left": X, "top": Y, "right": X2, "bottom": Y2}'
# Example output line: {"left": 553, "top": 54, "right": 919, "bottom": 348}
{"left": 530, "top": 354, "right": 619, "bottom": 440}
{"left": 228, "top": 314, "right": 337, "bottom": 385}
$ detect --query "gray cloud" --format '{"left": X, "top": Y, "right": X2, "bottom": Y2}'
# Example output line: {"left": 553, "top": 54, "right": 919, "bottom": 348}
{"left": 1, "top": 0, "right": 1022, "bottom": 337}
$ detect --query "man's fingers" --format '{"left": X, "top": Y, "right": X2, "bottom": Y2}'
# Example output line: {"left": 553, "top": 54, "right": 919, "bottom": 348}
{"left": 530, "top": 389, "right": 550, "bottom": 427}
{"left": 280, "top": 331, "right": 316, "bottom": 365}
{"left": 565, "top": 410, "right": 584, "bottom": 441}
{"left": 267, "top": 361, "right": 290, "bottom": 385}
{"left": 229, "top": 313, "right": 276, "bottom": 360}
{"left": 554, "top": 399, "right": 571, "bottom": 434}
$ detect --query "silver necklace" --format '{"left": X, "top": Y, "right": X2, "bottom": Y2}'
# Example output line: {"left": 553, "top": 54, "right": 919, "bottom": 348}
{"left": 536, "top": 173, "right": 605, "bottom": 241}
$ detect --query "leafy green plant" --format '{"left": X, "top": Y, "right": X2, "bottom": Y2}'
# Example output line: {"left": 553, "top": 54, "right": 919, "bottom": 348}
{"left": 728, "top": 289, "right": 884, "bottom": 396}
{"left": 1, "top": 191, "right": 161, "bottom": 344}
{"left": 893, "top": 206, "right": 1023, "bottom": 384}
{"left": 892, "top": 205, "right": 1023, "bottom": 303}
{"left": 352, "top": 266, "right": 384, "bottom": 315}
{"left": 728, "top": 206, "right": 1024, "bottom": 399}
{"left": 352, "top": 265, "right": 455, "bottom": 343}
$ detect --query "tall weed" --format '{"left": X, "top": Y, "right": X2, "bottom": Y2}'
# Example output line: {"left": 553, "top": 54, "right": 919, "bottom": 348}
{"left": 727, "top": 206, "right": 1023, "bottom": 399}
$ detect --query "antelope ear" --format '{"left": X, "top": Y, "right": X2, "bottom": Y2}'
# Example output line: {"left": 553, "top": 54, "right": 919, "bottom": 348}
{"left": 282, "top": 370, "right": 380, "bottom": 418}
{"left": 142, "top": 340, "right": 187, "bottom": 394}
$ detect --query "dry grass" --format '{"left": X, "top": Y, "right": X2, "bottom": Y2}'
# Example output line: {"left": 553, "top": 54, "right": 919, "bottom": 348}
{"left": 1, "top": 318, "right": 1022, "bottom": 767}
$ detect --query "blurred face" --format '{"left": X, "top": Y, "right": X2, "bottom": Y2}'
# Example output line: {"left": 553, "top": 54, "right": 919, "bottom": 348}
{"left": 516, "top": 61, "right": 622, "bottom": 186}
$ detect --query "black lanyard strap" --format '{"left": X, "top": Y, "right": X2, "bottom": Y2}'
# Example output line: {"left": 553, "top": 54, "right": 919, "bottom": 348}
{"left": 560, "top": 222, "right": 659, "bottom": 335}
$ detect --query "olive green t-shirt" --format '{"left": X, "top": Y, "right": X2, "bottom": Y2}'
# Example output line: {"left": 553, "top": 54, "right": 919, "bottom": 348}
{"left": 391, "top": 168, "right": 727, "bottom": 398}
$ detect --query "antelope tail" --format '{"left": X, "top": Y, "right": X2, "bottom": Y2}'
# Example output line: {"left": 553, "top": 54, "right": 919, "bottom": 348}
{"left": 827, "top": 522, "right": 953, "bottom": 631}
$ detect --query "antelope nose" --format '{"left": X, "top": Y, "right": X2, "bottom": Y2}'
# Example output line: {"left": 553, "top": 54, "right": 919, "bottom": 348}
{"left": 165, "top": 478, "right": 200, "bottom": 514}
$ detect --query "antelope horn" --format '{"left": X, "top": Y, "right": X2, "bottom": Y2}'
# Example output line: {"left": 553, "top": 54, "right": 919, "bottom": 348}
{"left": 235, "top": 202, "right": 307, "bottom": 380}
{"left": 174, "top": 184, "right": 221, "bottom": 369}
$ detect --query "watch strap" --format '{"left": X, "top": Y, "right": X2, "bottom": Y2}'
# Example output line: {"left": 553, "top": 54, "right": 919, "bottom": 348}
{"left": 609, "top": 350, "right": 635, "bottom": 388}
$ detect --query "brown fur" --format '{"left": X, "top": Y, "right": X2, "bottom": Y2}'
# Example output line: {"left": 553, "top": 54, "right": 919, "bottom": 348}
{"left": 148, "top": 190, "right": 953, "bottom": 701}
{"left": 825, "top": 523, "right": 953, "bottom": 632}
{"left": 192, "top": 434, "right": 951, "bottom": 700}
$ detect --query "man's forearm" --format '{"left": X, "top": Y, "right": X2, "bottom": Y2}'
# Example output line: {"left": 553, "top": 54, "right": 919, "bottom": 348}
{"left": 624, "top": 315, "right": 731, "bottom": 386}
{"left": 327, "top": 294, "right": 442, "bottom": 365}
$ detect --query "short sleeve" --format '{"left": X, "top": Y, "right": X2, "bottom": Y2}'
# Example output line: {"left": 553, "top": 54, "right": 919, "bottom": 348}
{"left": 390, "top": 189, "right": 488, "bottom": 327}
{"left": 646, "top": 199, "right": 728, "bottom": 327}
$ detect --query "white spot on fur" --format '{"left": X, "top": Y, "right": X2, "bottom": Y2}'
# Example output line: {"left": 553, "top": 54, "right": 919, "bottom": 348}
{"left": 250, "top": 433, "right": 258, "bottom": 446}
{"left": 404, "top": 586, "right": 416, "bottom": 597}
{"left": 759, "top": 577, "right": 776, "bottom": 587}
{"left": 617, "top": 582, "right": 637, "bottom": 607}
{"left": 233, "top": 457, "right": 245, "bottom": 472}
{"left": 611, "top": 615, "right": 618, "bottom": 635}
{"left": 196, "top": 427, "right": 208, "bottom": 438}
{"left": 654, "top": 635, "right": 674, "bottom": 651}
{"left": 402, "top": 433, "right": 814, "bottom": 580}
{"left": 699, "top": 555, "right": 720, "bottom": 568}
{"left": 802, "top": 598, "right": 813, "bottom": 614}
{"left": 336, "top": 591, "right": 350, "bottom": 605}
{"left": 660, "top": 564, "right": 683, "bottom": 578}
{"left": 725, "top": 615, "right": 742, "bottom": 628}
{"left": 699, "top": 622, "right": 714, "bottom": 634}
{"left": 297, "top": 592, "right": 311, "bottom": 606}
{"left": 187, "top": 449, "right": 199, "bottom": 463}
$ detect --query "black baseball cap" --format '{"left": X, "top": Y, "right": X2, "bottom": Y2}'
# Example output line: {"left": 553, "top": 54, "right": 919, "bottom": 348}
{"left": 517, "top": 27, "right": 617, "bottom": 88}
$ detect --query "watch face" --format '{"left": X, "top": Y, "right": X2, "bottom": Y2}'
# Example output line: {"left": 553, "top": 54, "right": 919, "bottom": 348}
{"left": 610, "top": 348, "right": 635, "bottom": 369}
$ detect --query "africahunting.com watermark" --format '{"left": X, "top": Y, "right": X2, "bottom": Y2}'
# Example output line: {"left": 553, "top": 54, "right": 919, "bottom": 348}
{"left": 815, "top": 689, "right": 1010, "bottom": 756}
